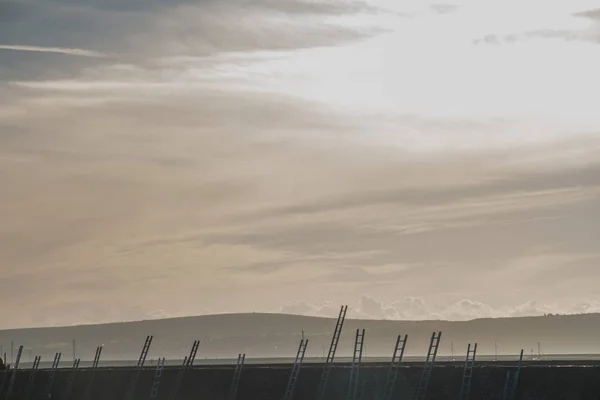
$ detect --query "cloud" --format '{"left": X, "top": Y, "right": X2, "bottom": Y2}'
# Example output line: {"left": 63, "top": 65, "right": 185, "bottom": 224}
{"left": 279, "top": 295, "right": 600, "bottom": 321}
{"left": 0, "top": 45, "right": 107, "bottom": 57}
{"left": 2, "top": 0, "right": 600, "bottom": 329}
{"left": 281, "top": 301, "right": 340, "bottom": 318}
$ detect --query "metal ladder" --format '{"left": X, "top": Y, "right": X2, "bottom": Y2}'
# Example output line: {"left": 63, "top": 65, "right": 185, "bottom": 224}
{"left": 125, "top": 335, "right": 154, "bottom": 400}
{"left": 229, "top": 353, "right": 246, "bottom": 400}
{"left": 459, "top": 343, "right": 477, "bottom": 400}
{"left": 5, "top": 345, "right": 23, "bottom": 400}
{"left": 62, "top": 358, "right": 81, "bottom": 400}
{"left": 317, "top": 305, "right": 348, "bottom": 400}
{"left": 43, "top": 352, "right": 62, "bottom": 399}
{"left": 381, "top": 334, "right": 408, "bottom": 400}
{"left": 502, "top": 349, "right": 524, "bottom": 400}
{"left": 84, "top": 345, "right": 104, "bottom": 400}
{"left": 347, "top": 329, "right": 366, "bottom": 400}
{"left": 282, "top": 338, "right": 309, "bottom": 400}
{"left": 416, "top": 331, "right": 442, "bottom": 400}
{"left": 168, "top": 340, "right": 200, "bottom": 400}
{"left": 149, "top": 357, "right": 166, "bottom": 400}
{"left": 24, "top": 355, "right": 41, "bottom": 400}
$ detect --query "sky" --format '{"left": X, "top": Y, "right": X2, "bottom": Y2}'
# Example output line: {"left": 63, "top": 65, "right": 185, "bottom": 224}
{"left": 1, "top": 0, "right": 600, "bottom": 328}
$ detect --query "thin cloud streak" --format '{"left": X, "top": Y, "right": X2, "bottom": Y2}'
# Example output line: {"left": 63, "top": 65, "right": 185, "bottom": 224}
{"left": 0, "top": 44, "right": 108, "bottom": 57}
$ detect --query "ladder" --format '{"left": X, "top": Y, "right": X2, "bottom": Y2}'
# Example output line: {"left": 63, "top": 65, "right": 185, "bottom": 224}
{"left": 62, "top": 358, "right": 81, "bottom": 400}
{"left": 187, "top": 340, "right": 199, "bottom": 368}
{"left": 459, "top": 343, "right": 477, "bottom": 400}
{"left": 93, "top": 345, "right": 103, "bottom": 368}
{"left": 0, "top": 368, "right": 7, "bottom": 399}
{"left": 502, "top": 349, "right": 524, "bottom": 400}
{"left": 317, "top": 305, "right": 348, "bottom": 400}
{"left": 5, "top": 345, "right": 23, "bottom": 400}
{"left": 24, "top": 355, "right": 41, "bottom": 400}
{"left": 347, "top": 329, "right": 366, "bottom": 400}
{"left": 416, "top": 331, "right": 442, "bottom": 400}
{"left": 282, "top": 339, "right": 309, "bottom": 400}
{"left": 381, "top": 334, "right": 408, "bottom": 400}
{"left": 358, "top": 379, "right": 368, "bottom": 400}
{"left": 84, "top": 345, "right": 104, "bottom": 400}
{"left": 149, "top": 357, "right": 166, "bottom": 400}
{"left": 168, "top": 340, "right": 200, "bottom": 400}
{"left": 229, "top": 353, "right": 246, "bottom": 400}
{"left": 43, "top": 352, "right": 62, "bottom": 399}
{"left": 125, "top": 335, "right": 154, "bottom": 400}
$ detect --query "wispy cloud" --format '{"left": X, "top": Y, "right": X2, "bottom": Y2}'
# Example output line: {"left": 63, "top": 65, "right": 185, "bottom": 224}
{"left": 2, "top": 0, "right": 600, "bottom": 328}
{"left": 0, "top": 44, "right": 107, "bottom": 57}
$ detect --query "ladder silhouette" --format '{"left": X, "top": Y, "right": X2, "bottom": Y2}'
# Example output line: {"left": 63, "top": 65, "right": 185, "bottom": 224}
{"left": 381, "top": 334, "right": 408, "bottom": 400}
{"left": 43, "top": 352, "right": 62, "bottom": 399}
{"left": 168, "top": 340, "right": 200, "bottom": 400}
{"left": 502, "top": 349, "right": 524, "bottom": 400}
{"left": 317, "top": 305, "right": 348, "bottom": 400}
{"left": 62, "top": 358, "right": 81, "bottom": 400}
{"left": 5, "top": 345, "right": 23, "bottom": 400}
{"left": 459, "top": 343, "right": 477, "bottom": 400}
{"left": 125, "top": 335, "right": 153, "bottom": 400}
{"left": 416, "top": 331, "right": 442, "bottom": 400}
{"left": 149, "top": 357, "right": 166, "bottom": 400}
{"left": 282, "top": 338, "right": 309, "bottom": 400}
{"left": 347, "top": 329, "right": 366, "bottom": 400}
{"left": 358, "top": 379, "right": 368, "bottom": 400}
{"left": 229, "top": 353, "right": 246, "bottom": 400}
{"left": 24, "top": 355, "right": 41, "bottom": 400}
{"left": 84, "top": 345, "right": 103, "bottom": 400}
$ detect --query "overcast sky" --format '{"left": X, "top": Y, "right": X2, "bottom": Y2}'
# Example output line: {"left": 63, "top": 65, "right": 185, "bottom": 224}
{"left": 1, "top": 0, "right": 600, "bottom": 328}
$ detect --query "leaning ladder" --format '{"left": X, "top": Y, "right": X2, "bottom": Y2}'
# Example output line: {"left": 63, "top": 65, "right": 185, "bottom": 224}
{"left": 381, "top": 334, "right": 408, "bottom": 400}
{"left": 168, "top": 340, "right": 200, "bottom": 400}
{"left": 316, "top": 305, "right": 348, "bottom": 400}
{"left": 459, "top": 343, "right": 477, "bottom": 400}
{"left": 229, "top": 353, "right": 246, "bottom": 400}
{"left": 43, "top": 352, "right": 62, "bottom": 399}
{"left": 282, "top": 339, "right": 309, "bottom": 400}
{"left": 5, "top": 345, "right": 23, "bottom": 400}
{"left": 502, "top": 349, "right": 524, "bottom": 400}
{"left": 24, "top": 355, "right": 41, "bottom": 400}
{"left": 62, "top": 358, "right": 81, "bottom": 400}
{"left": 416, "top": 331, "right": 442, "bottom": 400}
{"left": 347, "top": 329, "right": 366, "bottom": 400}
{"left": 84, "top": 345, "right": 104, "bottom": 400}
{"left": 149, "top": 357, "right": 166, "bottom": 400}
{"left": 358, "top": 379, "right": 368, "bottom": 400}
{"left": 125, "top": 335, "right": 153, "bottom": 400}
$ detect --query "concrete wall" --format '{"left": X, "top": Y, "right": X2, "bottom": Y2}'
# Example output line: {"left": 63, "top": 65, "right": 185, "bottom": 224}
{"left": 2, "top": 363, "right": 600, "bottom": 400}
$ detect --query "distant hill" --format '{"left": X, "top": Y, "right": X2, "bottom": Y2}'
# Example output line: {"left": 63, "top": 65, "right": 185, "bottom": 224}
{"left": 2, "top": 312, "right": 600, "bottom": 363}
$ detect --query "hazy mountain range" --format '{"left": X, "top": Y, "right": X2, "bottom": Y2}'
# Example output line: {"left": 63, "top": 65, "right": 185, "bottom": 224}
{"left": 2, "top": 313, "right": 600, "bottom": 364}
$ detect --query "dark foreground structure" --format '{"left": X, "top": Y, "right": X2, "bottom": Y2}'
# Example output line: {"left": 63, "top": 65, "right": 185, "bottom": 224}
{"left": 2, "top": 360, "right": 600, "bottom": 400}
